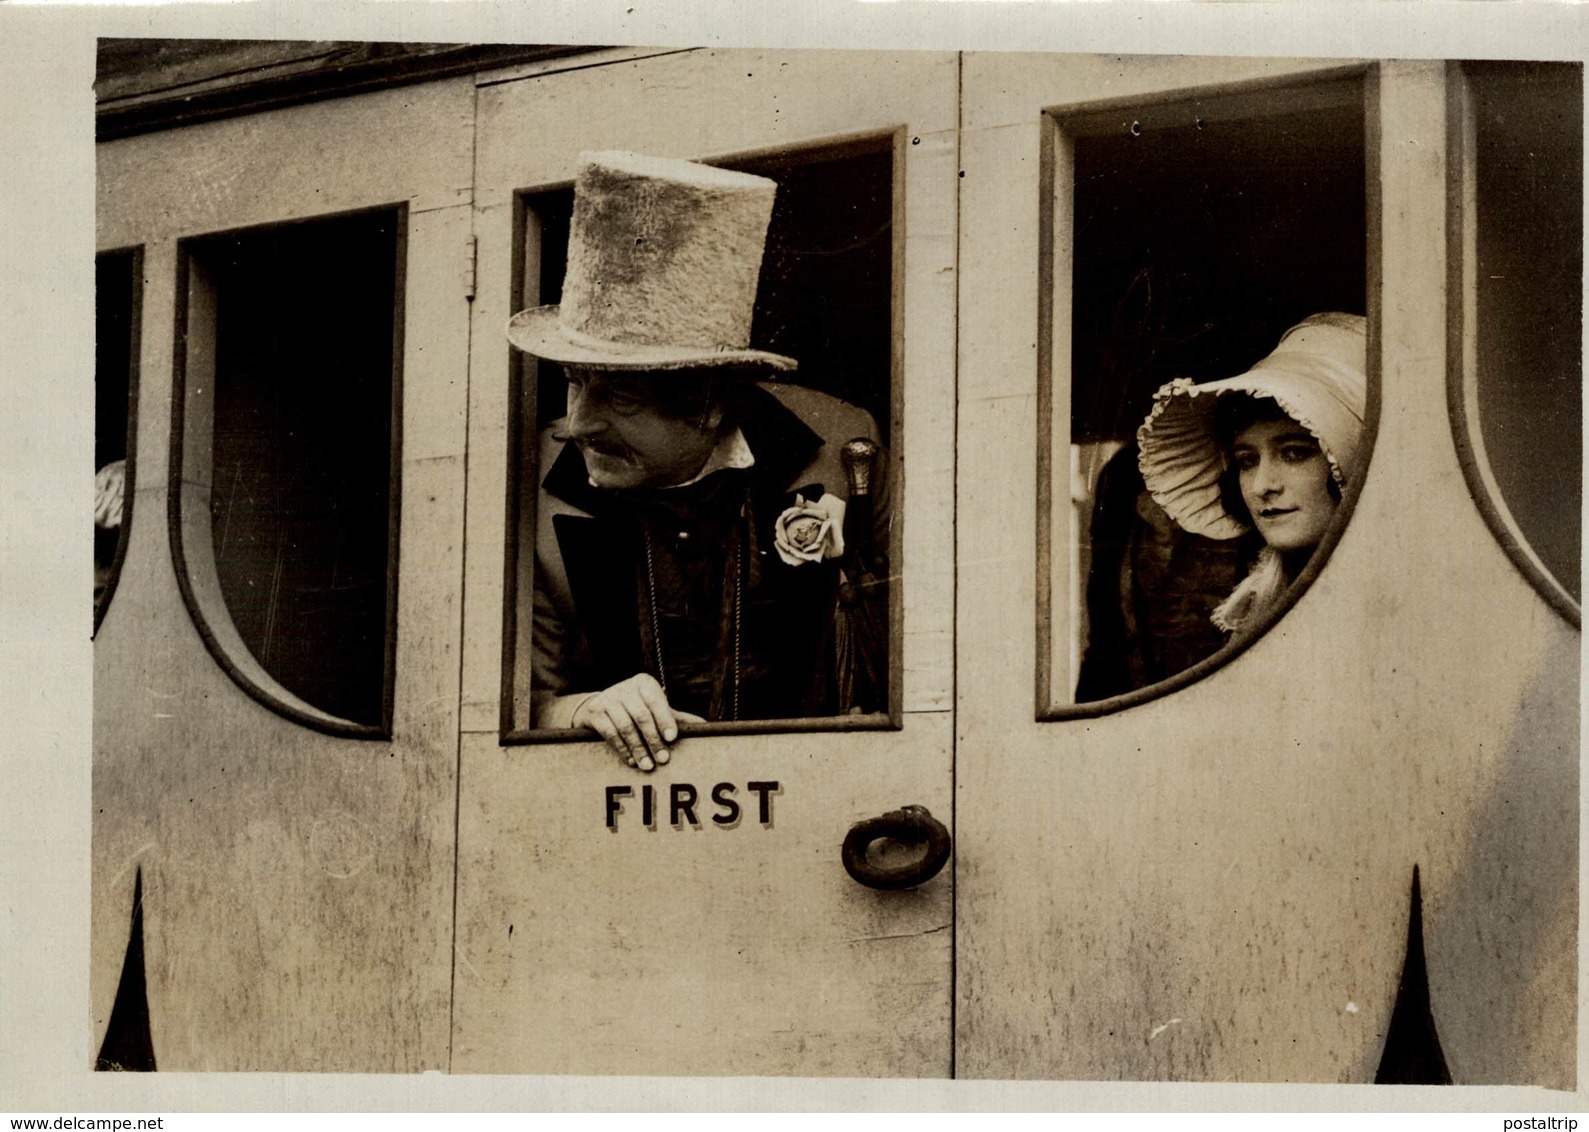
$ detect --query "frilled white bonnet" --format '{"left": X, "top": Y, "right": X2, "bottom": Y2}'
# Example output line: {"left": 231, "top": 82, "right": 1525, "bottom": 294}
{"left": 1135, "top": 312, "right": 1368, "bottom": 540}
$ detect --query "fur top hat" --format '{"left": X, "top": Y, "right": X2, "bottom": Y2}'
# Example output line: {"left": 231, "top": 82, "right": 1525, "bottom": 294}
{"left": 506, "top": 151, "right": 797, "bottom": 372}
{"left": 1136, "top": 312, "right": 1368, "bottom": 540}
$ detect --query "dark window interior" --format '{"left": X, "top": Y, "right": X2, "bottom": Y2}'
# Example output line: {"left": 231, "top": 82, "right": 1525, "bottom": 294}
{"left": 512, "top": 139, "right": 896, "bottom": 733}
{"left": 96, "top": 251, "right": 138, "bottom": 610}
{"left": 525, "top": 141, "right": 894, "bottom": 435}
{"left": 196, "top": 210, "right": 400, "bottom": 726}
{"left": 1068, "top": 92, "right": 1367, "bottom": 702}
{"left": 1469, "top": 61, "right": 1582, "bottom": 603}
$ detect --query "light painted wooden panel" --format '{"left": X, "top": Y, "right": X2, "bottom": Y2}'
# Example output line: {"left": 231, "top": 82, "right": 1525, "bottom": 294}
{"left": 92, "top": 580, "right": 448, "bottom": 1070}
{"left": 1368, "top": 62, "right": 1578, "bottom": 1087}
{"left": 390, "top": 455, "right": 470, "bottom": 751}
{"left": 93, "top": 90, "right": 474, "bottom": 1068}
{"left": 92, "top": 239, "right": 179, "bottom": 1044}
{"left": 455, "top": 48, "right": 959, "bottom": 1076}
{"left": 133, "top": 243, "right": 178, "bottom": 495}
{"left": 451, "top": 717, "right": 953, "bottom": 1076}
{"left": 92, "top": 455, "right": 467, "bottom": 1070}
{"left": 954, "top": 58, "right": 1575, "bottom": 1085}
{"left": 957, "top": 122, "right": 1040, "bottom": 407}
{"left": 402, "top": 204, "right": 476, "bottom": 463}
{"left": 89, "top": 476, "right": 172, "bottom": 1053}
{"left": 963, "top": 53, "right": 1367, "bottom": 132}
{"left": 457, "top": 198, "right": 516, "bottom": 735}
{"left": 1428, "top": 69, "right": 1580, "bottom": 1083}
{"left": 96, "top": 77, "right": 474, "bottom": 249}
{"left": 476, "top": 49, "right": 959, "bottom": 207}
{"left": 898, "top": 124, "right": 959, "bottom": 714}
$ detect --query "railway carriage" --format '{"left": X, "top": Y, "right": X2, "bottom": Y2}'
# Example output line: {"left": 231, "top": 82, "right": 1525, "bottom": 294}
{"left": 92, "top": 42, "right": 1580, "bottom": 1083}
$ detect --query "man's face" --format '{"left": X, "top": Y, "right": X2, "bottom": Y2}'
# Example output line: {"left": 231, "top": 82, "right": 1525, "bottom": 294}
{"left": 562, "top": 368, "right": 723, "bottom": 490}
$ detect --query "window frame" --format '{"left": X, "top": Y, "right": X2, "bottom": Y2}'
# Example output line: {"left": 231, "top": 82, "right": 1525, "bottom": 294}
{"left": 1443, "top": 61, "right": 1583, "bottom": 630}
{"left": 167, "top": 204, "right": 408, "bottom": 739}
{"left": 1034, "top": 67, "right": 1383, "bottom": 720}
{"left": 498, "top": 130, "right": 910, "bottom": 744}
{"left": 94, "top": 244, "right": 144, "bottom": 638}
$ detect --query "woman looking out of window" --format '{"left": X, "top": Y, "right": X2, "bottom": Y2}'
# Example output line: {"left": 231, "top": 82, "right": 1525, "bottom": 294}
{"left": 1135, "top": 312, "right": 1368, "bottom": 643}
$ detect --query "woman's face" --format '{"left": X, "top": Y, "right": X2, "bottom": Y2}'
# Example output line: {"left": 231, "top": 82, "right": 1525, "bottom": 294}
{"left": 1232, "top": 418, "right": 1338, "bottom": 553}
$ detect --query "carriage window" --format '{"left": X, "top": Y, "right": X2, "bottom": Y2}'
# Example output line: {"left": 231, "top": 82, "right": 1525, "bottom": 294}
{"left": 1455, "top": 62, "right": 1582, "bottom": 614}
{"left": 1046, "top": 79, "right": 1368, "bottom": 710}
{"left": 176, "top": 210, "right": 401, "bottom": 733}
{"left": 505, "top": 141, "right": 897, "bottom": 741}
{"left": 95, "top": 249, "right": 140, "bottom": 626}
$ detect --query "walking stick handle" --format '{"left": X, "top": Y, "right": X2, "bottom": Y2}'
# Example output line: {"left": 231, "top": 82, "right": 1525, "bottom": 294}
{"left": 841, "top": 438, "right": 879, "bottom": 498}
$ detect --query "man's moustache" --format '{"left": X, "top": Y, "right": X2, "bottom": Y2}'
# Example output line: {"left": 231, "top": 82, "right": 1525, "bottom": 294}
{"left": 554, "top": 430, "right": 628, "bottom": 458}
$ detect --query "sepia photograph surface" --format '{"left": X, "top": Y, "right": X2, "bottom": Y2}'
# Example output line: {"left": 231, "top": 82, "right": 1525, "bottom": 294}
{"left": 3, "top": 0, "right": 1585, "bottom": 1113}
{"left": 87, "top": 37, "right": 1580, "bottom": 1085}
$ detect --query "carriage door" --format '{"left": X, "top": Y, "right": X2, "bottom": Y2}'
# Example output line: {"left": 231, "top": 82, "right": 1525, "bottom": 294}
{"left": 452, "top": 49, "right": 959, "bottom": 1075}
{"left": 956, "top": 56, "right": 1577, "bottom": 1085}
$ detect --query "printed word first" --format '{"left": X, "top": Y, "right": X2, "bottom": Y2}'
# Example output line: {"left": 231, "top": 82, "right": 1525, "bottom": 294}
{"left": 605, "top": 781, "right": 780, "bottom": 830}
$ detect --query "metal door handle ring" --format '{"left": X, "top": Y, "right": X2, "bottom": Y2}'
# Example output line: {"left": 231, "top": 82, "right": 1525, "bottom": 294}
{"left": 841, "top": 804, "right": 951, "bottom": 890}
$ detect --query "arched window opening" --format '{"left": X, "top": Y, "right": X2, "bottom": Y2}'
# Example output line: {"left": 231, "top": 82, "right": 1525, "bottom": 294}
{"left": 1456, "top": 61, "right": 1582, "bottom": 618}
{"left": 95, "top": 248, "right": 140, "bottom": 629}
{"left": 1043, "top": 78, "right": 1370, "bottom": 712}
{"left": 176, "top": 208, "right": 403, "bottom": 732}
{"left": 505, "top": 138, "right": 898, "bottom": 739}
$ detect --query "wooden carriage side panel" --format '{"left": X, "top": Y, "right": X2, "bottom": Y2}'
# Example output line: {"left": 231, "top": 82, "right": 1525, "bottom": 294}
{"left": 450, "top": 48, "right": 960, "bottom": 1077}
{"left": 91, "top": 78, "right": 476, "bottom": 1071}
{"left": 1423, "top": 61, "right": 1581, "bottom": 1086}
{"left": 954, "top": 56, "right": 1576, "bottom": 1084}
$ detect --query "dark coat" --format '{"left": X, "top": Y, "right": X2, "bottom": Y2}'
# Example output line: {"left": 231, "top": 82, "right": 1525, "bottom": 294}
{"left": 531, "top": 381, "right": 888, "bottom": 728}
{"left": 1073, "top": 442, "right": 1252, "bottom": 702}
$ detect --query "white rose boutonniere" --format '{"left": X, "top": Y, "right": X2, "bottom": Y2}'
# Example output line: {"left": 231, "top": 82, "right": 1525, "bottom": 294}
{"left": 773, "top": 493, "right": 846, "bottom": 567}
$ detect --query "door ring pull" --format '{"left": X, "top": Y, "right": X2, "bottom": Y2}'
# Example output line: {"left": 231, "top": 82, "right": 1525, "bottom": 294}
{"left": 841, "top": 804, "right": 951, "bottom": 890}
